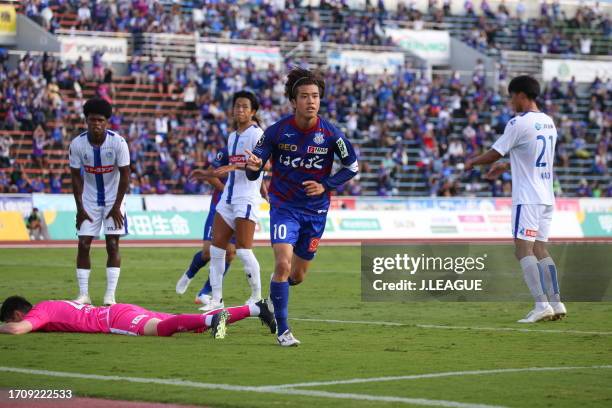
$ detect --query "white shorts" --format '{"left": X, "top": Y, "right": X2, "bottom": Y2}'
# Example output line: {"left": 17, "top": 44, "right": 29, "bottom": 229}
{"left": 215, "top": 201, "right": 258, "bottom": 231}
{"left": 511, "top": 204, "right": 553, "bottom": 242}
{"left": 78, "top": 202, "right": 127, "bottom": 237}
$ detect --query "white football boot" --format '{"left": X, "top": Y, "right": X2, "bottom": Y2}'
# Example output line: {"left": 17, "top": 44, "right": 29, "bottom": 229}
{"left": 550, "top": 302, "right": 567, "bottom": 320}
{"left": 198, "top": 298, "right": 224, "bottom": 312}
{"left": 175, "top": 272, "right": 192, "bottom": 295}
{"left": 73, "top": 294, "right": 91, "bottom": 305}
{"left": 277, "top": 329, "right": 301, "bottom": 347}
{"left": 517, "top": 304, "right": 554, "bottom": 323}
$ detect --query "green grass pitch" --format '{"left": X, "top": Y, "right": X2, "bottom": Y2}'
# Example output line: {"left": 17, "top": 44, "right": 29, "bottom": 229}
{"left": 0, "top": 246, "right": 611, "bottom": 407}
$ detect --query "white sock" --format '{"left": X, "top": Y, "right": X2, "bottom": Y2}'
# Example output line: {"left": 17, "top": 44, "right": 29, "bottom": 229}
{"left": 519, "top": 256, "right": 549, "bottom": 307}
{"left": 209, "top": 245, "right": 226, "bottom": 303}
{"left": 539, "top": 257, "right": 561, "bottom": 303}
{"left": 248, "top": 302, "right": 260, "bottom": 316}
{"left": 204, "top": 314, "right": 213, "bottom": 327}
{"left": 105, "top": 267, "right": 120, "bottom": 299}
{"left": 236, "top": 248, "right": 261, "bottom": 300}
{"left": 76, "top": 269, "right": 90, "bottom": 296}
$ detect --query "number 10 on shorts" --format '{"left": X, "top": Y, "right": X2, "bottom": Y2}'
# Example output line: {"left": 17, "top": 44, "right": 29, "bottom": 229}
{"left": 273, "top": 224, "right": 287, "bottom": 240}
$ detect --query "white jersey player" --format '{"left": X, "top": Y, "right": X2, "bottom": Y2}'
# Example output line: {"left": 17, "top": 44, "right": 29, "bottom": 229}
{"left": 205, "top": 91, "right": 265, "bottom": 311}
{"left": 465, "top": 75, "right": 566, "bottom": 323}
{"left": 69, "top": 98, "right": 130, "bottom": 306}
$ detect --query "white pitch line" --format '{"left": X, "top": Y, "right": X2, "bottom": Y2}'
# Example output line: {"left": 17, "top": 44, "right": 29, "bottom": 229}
{"left": 291, "top": 318, "right": 612, "bottom": 336}
{"left": 0, "top": 366, "right": 503, "bottom": 408}
{"left": 264, "top": 365, "right": 612, "bottom": 389}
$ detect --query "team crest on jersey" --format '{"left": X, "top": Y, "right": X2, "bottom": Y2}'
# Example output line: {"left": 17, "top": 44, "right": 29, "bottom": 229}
{"left": 256, "top": 137, "right": 264, "bottom": 147}
{"left": 106, "top": 151, "right": 113, "bottom": 159}
{"left": 216, "top": 152, "right": 223, "bottom": 161}
{"left": 535, "top": 123, "right": 542, "bottom": 131}
{"left": 510, "top": 119, "right": 516, "bottom": 126}
{"left": 313, "top": 132, "right": 324, "bottom": 145}
{"left": 84, "top": 153, "right": 88, "bottom": 161}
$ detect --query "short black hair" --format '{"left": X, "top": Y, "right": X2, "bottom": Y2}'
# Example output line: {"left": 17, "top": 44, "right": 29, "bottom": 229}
{"left": 508, "top": 75, "right": 540, "bottom": 100}
{"left": 285, "top": 67, "right": 325, "bottom": 100}
{"left": 0, "top": 296, "right": 32, "bottom": 322}
{"left": 232, "top": 91, "right": 260, "bottom": 112}
{"left": 83, "top": 98, "right": 112, "bottom": 119}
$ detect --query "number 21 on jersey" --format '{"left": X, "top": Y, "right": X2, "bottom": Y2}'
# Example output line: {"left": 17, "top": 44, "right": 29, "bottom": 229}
{"left": 535, "top": 134, "right": 554, "bottom": 179}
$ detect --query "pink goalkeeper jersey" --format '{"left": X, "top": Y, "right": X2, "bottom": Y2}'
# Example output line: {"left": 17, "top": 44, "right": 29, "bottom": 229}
{"left": 23, "top": 300, "right": 110, "bottom": 333}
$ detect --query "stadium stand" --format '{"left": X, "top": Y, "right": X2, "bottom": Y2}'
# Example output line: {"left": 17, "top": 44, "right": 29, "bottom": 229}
{"left": 0, "top": 0, "right": 609, "bottom": 197}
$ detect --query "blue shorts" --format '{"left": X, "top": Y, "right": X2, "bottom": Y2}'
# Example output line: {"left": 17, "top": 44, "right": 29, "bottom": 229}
{"left": 270, "top": 206, "right": 326, "bottom": 261}
{"left": 203, "top": 207, "right": 236, "bottom": 244}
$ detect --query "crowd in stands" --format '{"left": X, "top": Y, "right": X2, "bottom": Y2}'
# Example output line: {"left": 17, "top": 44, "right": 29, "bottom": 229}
{"left": 20, "top": 1, "right": 610, "bottom": 55}
{"left": 0, "top": 47, "right": 609, "bottom": 198}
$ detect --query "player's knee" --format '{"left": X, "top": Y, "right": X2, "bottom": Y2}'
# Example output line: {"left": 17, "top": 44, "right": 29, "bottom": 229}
{"left": 78, "top": 239, "right": 92, "bottom": 253}
{"left": 290, "top": 274, "right": 304, "bottom": 285}
{"left": 274, "top": 258, "right": 291, "bottom": 277}
{"left": 106, "top": 239, "right": 119, "bottom": 255}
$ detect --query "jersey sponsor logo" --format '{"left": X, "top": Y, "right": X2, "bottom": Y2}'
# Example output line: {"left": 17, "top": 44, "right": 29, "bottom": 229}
{"left": 229, "top": 155, "right": 246, "bottom": 164}
{"left": 131, "top": 314, "right": 147, "bottom": 325}
{"left": 510, "top": 119, "right": 516, "bottom": 126}
{"left": 84, "top": 153, "right": 89, "bottom": 162}
{"left": 279, "top": 143, "right": 298, "bottom": 152}
{"left": 84, "top": 165, "right": 114, "bottom": 174}
{"left": 313, "top": 132, "right": 324, "bottom": 145}
{"left": 535, "top": 122, "right": 553, "bottom": 130}
{"left": 307, "top": 146, "right": 328, "bottom": 154}
{"left": 519, "top": 227, "right": 537, "bottom": 237}
{"left": 284, "top": 133, "right": 294, "bottom": 138}
{"left": 308, "top": 237, "right": 320, "bottom": 252}
{"left": 279, "top": 154, "right": 324, "bottom": 169}
{"left": 216, "top": 151, "right": 224, "bottom": 161}
{"left": 336, "top": 138, "right": 349, "bottom": 158}
{"left": 106, "top": 151, "right": 114, "bottom": 159}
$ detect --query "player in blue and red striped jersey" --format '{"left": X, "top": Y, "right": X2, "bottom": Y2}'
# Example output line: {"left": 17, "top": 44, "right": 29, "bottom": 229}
{"left": 245, "top": 67, "right": 359, "bottom": 346}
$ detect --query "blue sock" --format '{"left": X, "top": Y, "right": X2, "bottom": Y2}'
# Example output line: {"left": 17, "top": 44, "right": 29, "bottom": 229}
{"left": 186, "top": 251, "right": 208, "bottom": 279}
{"left": 198, "top": 262, "right": 231, "bottom": 297}
{"left": 270, "top": 280, "right": 289, "bottom": 335}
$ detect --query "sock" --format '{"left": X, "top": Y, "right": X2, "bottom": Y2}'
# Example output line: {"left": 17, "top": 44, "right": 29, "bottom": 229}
{"left": 198, "top": 262, "right": 231, "bottom": 297}
{"left": 236, "top": 248, "right": 261, "bottom": 299}
{"left": 270, "top": 280, "right": 289, "bottom": 335}
{"left": 186, "top": 250, "right": 209, "bottom": 279}
{"left": 76, "top": 268, "right": 90, "bottom": 296}
{"left": 539, "top": 257, "right": 561, "bottom": 303}
{"left": 519, "top": 256, "right": 548, "bottom": 307}
{"left": 105, "top": 267, "right": 120, "bottom": 299}
{"left": 205, "top": 305, "right": 253, "bottom": 324}
{"left": 209, "top": 245, "right": 226, "bottom": 302}
{"left": 156, "top": 314, "right": 205, "bottom": 336}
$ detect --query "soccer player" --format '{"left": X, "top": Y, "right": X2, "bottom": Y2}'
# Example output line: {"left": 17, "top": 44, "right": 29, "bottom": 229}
{"left": 69, "top": 98, "right": 130, "bottom": 306}
{"left": 175, "top": 162, "right": 237, "bottom": 309}
{"left": 0, "top": 295, "right": 276, "bottom": 337}
{"left": 245, "top": 68, "right": 359, "bottom": 346}
{"left": 465, "top": 75, "right": 566, "bottom": 323}
{"left": 206, "top": 91, "right": 266, "bottom": 312}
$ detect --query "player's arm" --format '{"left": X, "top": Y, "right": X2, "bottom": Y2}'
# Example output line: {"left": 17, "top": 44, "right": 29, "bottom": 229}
{"left": 260, "top": 180, "right": 269, "bottom": 202}
{"left": 317, "top": 133, "right": 359, "bottom": 193}
{"left": 69, "top": 145, "right": 92, "bottom": 229}
{"left": 245, "top": 129, "right": 275, "bottom": 180}
{"left": 106, "top": 139, "right": 131, "bottom": 229}
{"left": 465, "top": 119, "right": 517, "bottom": 172}
{"left": 0, "top": 320, "right": 33, "bottom": 335}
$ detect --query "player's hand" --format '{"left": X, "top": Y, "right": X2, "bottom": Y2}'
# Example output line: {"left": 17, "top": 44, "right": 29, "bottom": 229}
{"left": 303, "top": 180, "right": 325, "bottom": 196}
{"left": 484, "top": 162, "right": 509, "bottom": 180}
{"left": 76, "top": 208, "right": 93, "bottom": 230}
{"left": 106, "top": 206, "right": 124, "bottom": 229}
{"left": 189, "top": 169, "right": 211, "bottom": 182}
{"left": 244, "top": 149, "right": 262, "bottom": 171}
{"left": 213, "top": 165, "right": 235, "bottom": 177}
{"left": 464, "top": 159, "right": 474, "bottom": 172}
